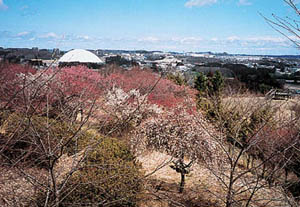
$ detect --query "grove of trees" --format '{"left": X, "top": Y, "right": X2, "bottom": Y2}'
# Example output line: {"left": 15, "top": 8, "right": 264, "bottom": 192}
{"left": 1, "top": 1, "right": 300, "bottom": 204}
{"left": 1, "top": 60, "right": 300, "bottom": 206}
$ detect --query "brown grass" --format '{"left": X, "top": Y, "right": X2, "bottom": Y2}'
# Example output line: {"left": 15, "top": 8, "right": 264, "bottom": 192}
{"left": 137, "top": 150, "right": 292, "bottom": 207}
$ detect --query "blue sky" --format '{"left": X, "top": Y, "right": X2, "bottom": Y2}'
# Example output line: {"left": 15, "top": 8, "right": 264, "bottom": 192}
{"left": 0, "top": 0, "right": 299, "bottom": 55}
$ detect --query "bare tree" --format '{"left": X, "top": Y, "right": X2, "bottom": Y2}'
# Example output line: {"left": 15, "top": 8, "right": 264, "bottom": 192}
{"left": 261, "top": 0, "right": 300, "bottom": 48}
{"left": 0, "top": 65, "right": 150, "bottom": 206}
{"left": 198, "top": 94, "right": 300, "bottom": 207}
{"left": 133, "top": 88, "right": 300, "bottom": 206}
{"left": 132, "top": 98, "right": 224, "bottom": 194}
{"left": 0, "top": 66, "right": 98, "bottom": 206}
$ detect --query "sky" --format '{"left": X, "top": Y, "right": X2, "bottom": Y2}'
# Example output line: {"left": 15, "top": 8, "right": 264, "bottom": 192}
{"left": 0, "top": 0, "right": 299, "bottom": 55}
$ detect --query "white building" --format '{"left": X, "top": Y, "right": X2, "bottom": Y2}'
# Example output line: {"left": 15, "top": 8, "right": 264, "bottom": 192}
{"left": 59, "top": 49, "right": 104, "bottom": 64}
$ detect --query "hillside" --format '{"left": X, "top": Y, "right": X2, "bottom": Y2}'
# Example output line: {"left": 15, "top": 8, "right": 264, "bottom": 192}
{"left": 0, "top": 63, "right": 300, "bottom": 207}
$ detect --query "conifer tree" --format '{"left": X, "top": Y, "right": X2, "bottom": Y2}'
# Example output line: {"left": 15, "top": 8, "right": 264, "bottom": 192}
{"left": 194, "top": 72, "right": 208, "bottom": 93}
{"left": 212, "top": 71, "right": 224, "bottom": 94}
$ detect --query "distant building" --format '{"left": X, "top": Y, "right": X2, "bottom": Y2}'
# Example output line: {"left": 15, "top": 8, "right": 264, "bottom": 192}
{"left": 58, "top": 49, "right": 104, "bottom": 68}
{"left": 32, "top": 47, "right": 39, "bottom": 52}
{"left": 52, "top": 48, "right": 60, "bottom": 58}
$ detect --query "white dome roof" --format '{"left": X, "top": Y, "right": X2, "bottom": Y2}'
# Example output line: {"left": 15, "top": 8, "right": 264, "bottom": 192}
{"left": 59, "top": 49, "right": 103, "bottom": 64}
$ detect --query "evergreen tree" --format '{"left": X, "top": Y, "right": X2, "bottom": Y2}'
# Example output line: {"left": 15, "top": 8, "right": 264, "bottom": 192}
{"left": 212, "top": 71, "right": 224, "bottom": 93}
{"left": 194, "top": 72, "right": 208, "bottom": 93}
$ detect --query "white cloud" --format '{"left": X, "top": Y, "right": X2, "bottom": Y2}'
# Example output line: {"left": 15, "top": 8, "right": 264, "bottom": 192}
{"left": 39, "top": 32, "right": 60, "bottom": 39}
{"left": 0, "top": 0, "right": 8, "bottom": 10}
{"left": 238, "top": 0, "right": 252, "bottom": 6}
{"left": 16, "top": 31, "right": 30, "bottom": 37}
{"left": 12, "top": 31, "right": 35, "bottom": 40}
{"left": 81, "top": 35, "right": 90, "bottom": 40}
{"left": 180, "top": 37, "right": 203, "bottom": 44}
{"left": 185, "top": 0, "right": 217, "bottom": 8}
{"left": 138, "top": 36, "right": 160, "bottom": 43}
{"left": 136, "top": 36, "right": 205, "bottom": 45}
{"left": 227, "top": 36, "right": 240, "bottom": 41}
{"left": 247, "top": 36, "right": 286, "bottom": 43}
{"left": 223, "top": 36, "right": 294, "bottom": 49}
{"left": 1, "top": 31, "right": 296, "bottom": 55}
{"left": 76, "top": 35, "right": 91, "bottom": 41}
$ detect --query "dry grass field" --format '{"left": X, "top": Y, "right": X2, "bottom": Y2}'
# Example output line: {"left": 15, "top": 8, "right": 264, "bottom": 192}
{"left": 137, "top": 150, "right": 292, "bottom": 207}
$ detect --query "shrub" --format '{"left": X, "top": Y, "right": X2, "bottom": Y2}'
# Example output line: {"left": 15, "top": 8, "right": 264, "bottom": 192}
{"left": 196, "top": 96, "right": 220, "bottom": 120}
{"left": 96, "top": 87, "right": 163, "bottom": 138}
{"left": 194, "top": 71, "right": 224, "bottom": 96}
{"left": 0, "top": 64, "right": 103, "bottom": 117}
{"left": 221, "top": 103, "right": 274, "bottom": 147}
{"left": 36, "top": 137, "right": 143, "bottom": 207}
{"left": 291, "top": 102, "right": 300, "bottom": 120}
{"left": 195, "top": 72, "right": 224, "bottom": 120}
{"left": 132, "top": 102, "right": 221, "bottom": 163}
{"left": 105, "top": 67, "right": 193, "bottom": 108}
{"left": 0, "top": 63, "right": 36, "bottom": 111}
{"left": 15, "top": 66, "right": 103, "bottom": 117}
{"left": 166, "top": 72, "right": 187, "bottom": 86}
{"left": 0, "top": 113, "right": 77, "bottom": 168}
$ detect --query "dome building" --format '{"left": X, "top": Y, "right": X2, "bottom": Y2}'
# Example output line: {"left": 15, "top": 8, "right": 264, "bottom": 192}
{"left": 58, "top": 49, "right": 104, "bottom": 68}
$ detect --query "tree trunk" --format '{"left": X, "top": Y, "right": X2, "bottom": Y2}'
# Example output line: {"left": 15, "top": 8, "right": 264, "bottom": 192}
{"left": 179, "top": 172, "right": 185, "bottom": 193}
